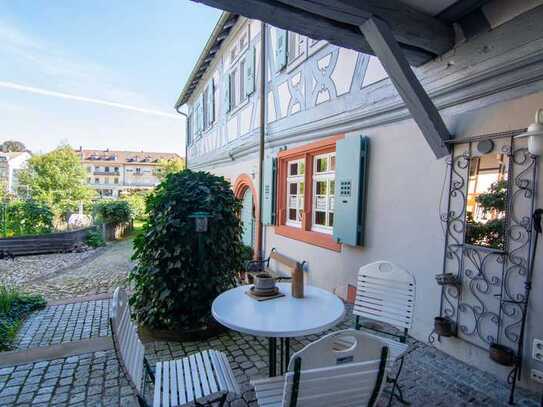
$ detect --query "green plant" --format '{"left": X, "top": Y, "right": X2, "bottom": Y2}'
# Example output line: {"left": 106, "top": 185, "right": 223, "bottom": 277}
{"left": 17, "top": 144, "right": 95, "bottom": 219}
{"left": 129, "top": 170, "right": 244, "bottom": 330}
{"left": 466, "top": 180, "right": 508, "bottom": 250}
{"left": 0, "top": 200, "right": 53, "bottom": 237}
{"left": 123, "top": 192, "right": 149, "bottom": 220}
{"left": 240, "top": 245, "right": 254, "bottom": 266}
{"left": 0, "top": 285, "right": 46, "bottom": 350}
{"left": 93, "top": 200, "right": 133, "bottom": 224}
{"left": 85, "top": 230, "right": 105, "bottom": 248}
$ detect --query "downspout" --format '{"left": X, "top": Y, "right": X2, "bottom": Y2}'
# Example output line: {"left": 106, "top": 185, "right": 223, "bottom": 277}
{"left": 175, "top": 106, "right": 189, "bottom": 169}
{"left": 255, "top": 21, "right": 266, "bottom": 260}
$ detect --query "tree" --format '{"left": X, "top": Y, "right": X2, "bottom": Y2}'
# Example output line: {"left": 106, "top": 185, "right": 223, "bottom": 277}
{"left": 156, "top": 157, "right": 185, "bottom": 180}
{"left": 18, "top": 145, "right": 95, "bottom": 219}
{"left": 1, "top": 141, "right": 26, "bottom": 153}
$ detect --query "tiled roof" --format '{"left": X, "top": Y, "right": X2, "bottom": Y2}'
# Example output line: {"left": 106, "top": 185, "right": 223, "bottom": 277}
{"left": 77, "top": 149, "right": 181, "bottom": 164}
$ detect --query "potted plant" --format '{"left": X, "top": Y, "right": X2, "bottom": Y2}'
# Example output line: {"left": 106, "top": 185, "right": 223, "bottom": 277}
{"left": 489, "top": 343, "right": 517, "bottom": 366}
{"left": 434, "top": 316, "right": 456, "bottom": 337}
{"left": 435, "top": 273, "right": 461, "bottom": 287}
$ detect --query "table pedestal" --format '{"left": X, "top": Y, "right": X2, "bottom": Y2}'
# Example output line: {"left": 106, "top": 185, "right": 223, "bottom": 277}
{"left": 268, "top": 338, "right": 290, "bottom": 377}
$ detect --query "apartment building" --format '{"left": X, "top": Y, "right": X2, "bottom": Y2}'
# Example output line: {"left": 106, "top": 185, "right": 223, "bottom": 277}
{"left": 78, "top": 149, "right": 182, "bottom": 198}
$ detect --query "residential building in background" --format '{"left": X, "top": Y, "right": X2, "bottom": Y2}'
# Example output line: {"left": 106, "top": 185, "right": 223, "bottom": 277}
{"left": 77, "top": 148, "right": 181, "bottom": 198}
{"left": 0, "top": 151, "right": 31, "bottom": 196}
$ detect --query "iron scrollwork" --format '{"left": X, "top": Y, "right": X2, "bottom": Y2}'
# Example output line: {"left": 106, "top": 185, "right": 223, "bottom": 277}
{"left": 434, "top": 131, "right": 536, "bottom": 352}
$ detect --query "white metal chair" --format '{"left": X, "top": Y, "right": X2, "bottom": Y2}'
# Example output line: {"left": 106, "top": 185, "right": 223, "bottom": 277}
{"left": 251, "top": 329, "right": 399, "bottom": 407}
{"left": 110, "top": 287, "right": 240, "bottom": 407}
{"left": 353, "top": 261, "right": 416, "bottom": 405}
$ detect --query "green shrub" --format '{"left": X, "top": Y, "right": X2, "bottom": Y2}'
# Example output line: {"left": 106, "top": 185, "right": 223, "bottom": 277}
{"left": 129, "top": 170, "right": 244, "bottom": 330}
{"left": 123, "top": 192, "right": 149, "bottom": 220}
{"left": 240, "top": 245, "right": 254, "bottom": 266}
{"left": 85, "top": 230, "right": 105, "bottom": 248}
{"left": 0, "top": 200, "right": 53, "bottom": 237}
{"left": 93, "top": 200, "right": 132, "bottom": 224}
{"left": 0, "top": 285, "right": 46, "bottom": 351}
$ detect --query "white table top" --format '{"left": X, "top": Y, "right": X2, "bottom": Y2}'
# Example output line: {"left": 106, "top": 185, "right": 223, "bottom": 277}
{"left": 211, "top": 283, "right": 345, "bottom": 338}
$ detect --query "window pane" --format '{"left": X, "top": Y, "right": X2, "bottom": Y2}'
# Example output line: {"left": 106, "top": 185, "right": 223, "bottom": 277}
{"left": 289, "top": 209, "right": 297, "bottom": 221}
{"left": 289, "top": 162, "right": 298, "bottom": 175}
{"left": 329, "top": 180, "right": 335, "bottom": 194}
{"left": 328, "top": 212, "right": 334, "bottom": 227}
{"left": 299, "top": 181, "right": 304, "bottom": 194}
{"left": 289, "top": 183, "right": 297, "bottom": 194}
{"left": 315, "top": 211, "right": 326, "bottom": 225}
{"left": 315, "top": 157, "right": 327, "bottom": 173}
{"left": 299, "top": 162, "right": 305, "bottom": 175}
{"left": 316, "top": 180, "right": 327, "bottom": 195}
{"left": 330, "top": 155, "right": 336, "bottom": 171}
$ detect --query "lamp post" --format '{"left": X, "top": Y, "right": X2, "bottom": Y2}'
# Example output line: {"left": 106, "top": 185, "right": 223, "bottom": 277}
{"left": 189, "top": 211, "right": 210, "bottom": 268}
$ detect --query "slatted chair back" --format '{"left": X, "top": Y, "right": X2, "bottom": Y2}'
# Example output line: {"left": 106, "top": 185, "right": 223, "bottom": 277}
{"left": 111, "top": 287, "right": 146, "bottom": 396}
{"left": 354, "top": 261, "right": 415, "bottom": 339}
{"left": 284, "top": 330, "right": 390, "bottom": 406}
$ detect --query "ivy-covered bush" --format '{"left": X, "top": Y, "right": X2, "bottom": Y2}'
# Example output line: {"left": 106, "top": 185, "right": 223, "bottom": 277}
{"left": 0, "top": 200, "right": 53, "bottom": 237}
{"left": 123, "top": 192, "right": 149, "bottom": 220}
{"left": 129, "top": 170, "right": 244, "bottom": 330}
{"left": 85, "top": 230, "right": 105, "bottom": 248}
{"left": 93, "top": 200, "right": 132, "bottom": 224}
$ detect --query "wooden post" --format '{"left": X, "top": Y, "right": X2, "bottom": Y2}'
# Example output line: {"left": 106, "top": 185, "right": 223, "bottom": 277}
{"left": 292, "top": 263, "right": 304, "bottom": 298}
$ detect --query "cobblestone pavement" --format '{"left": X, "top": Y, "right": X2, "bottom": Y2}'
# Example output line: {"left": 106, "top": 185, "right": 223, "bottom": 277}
{"left": 0, "top": 250, "right": 99, "bottom": 287}
{"left": 3, "top": 238, "right": 133, "bottom": 301}
{"left": 1, "top": 298, "right": 541, "bottom": 406}
{"left": 14, "top": 299, "right": 111, "bottom": 350}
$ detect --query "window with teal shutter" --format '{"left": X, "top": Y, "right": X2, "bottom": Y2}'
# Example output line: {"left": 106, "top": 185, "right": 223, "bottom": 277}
{"left": 262, "top": 156, "right": 277, "bottom": 225}
{"left": 224, "top": 75, "right": 231, "bottom": 113}
{"left": 275, "top": 29, "right": 287, "bottom": 72}
{"left": 245, "top": 46, "right": 256, "bottom": 96}
{"left": 333, "top": 135, "right": 369, "bottom": 246}
{"left": 207, "top": 80, "right": 214, "bottom": 125}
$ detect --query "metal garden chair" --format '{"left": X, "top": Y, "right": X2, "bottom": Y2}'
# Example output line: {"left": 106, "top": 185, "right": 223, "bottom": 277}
{"left": 353, "top": 261, "right": 416, "bottom": 405}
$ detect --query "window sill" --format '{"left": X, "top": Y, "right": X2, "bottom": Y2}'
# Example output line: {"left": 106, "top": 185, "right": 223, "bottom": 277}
{"left": 274, "top": 225, "right": 341, "bottom": 252}
{"left": 228, "top": 98, "right": 250, "bottom": 117}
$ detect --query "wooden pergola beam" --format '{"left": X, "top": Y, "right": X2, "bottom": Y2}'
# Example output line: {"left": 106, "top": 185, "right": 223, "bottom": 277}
{"left": 275, "top": 0, "right": 454, "bottom": 55}
{"left": 360, "top": 18, "right": 451, "bottom": 158}
{"left": 191, "top": 0, "right": 438, "bottom": 66}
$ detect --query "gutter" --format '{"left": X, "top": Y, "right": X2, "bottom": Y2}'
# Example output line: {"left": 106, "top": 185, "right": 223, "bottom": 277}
{"left": 256, "top": 21, "right": 266, "bottom": 260}
{"left": 175, "top": 106, "right": 189, "bottom": 169}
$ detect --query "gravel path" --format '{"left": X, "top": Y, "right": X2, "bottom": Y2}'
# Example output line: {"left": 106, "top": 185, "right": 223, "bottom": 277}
{"left": 0, "top": 239, "right": 133, "bottom": 301}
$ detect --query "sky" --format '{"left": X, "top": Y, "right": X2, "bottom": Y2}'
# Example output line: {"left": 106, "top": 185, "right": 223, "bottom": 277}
{"left": 0, "top": 1, "right": 221, "bottom": 155}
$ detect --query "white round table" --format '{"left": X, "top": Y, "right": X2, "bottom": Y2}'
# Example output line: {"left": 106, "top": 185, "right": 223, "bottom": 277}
{"left": 212, "top": 283, "right": 345, "bottom": 376}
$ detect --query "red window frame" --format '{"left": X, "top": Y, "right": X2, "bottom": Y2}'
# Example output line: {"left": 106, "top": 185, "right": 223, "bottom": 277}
{"left": 275, "top": 134, "right": 344, "bottom": 252}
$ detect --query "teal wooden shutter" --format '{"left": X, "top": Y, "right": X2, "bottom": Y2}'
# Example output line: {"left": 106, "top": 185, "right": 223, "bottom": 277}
{"left": 245, "top": 46, "right": 256, "bottom": 96}
{"left": 207, "top": 80, "right": 214, "bottom": 124}
{"left": 333, "top": 135, "right": 369, "bottom": 246}
{"left": 241, "top": 190, "right": 254, "bottom": 247}
{"left": 262, "top": 156, "right": 277, "bottom": 225}
{"left": 275, "top": 29, "right": 287, "bottom": 72}
{"left": 223, "top": 75, "right": 231, "bottom": 113}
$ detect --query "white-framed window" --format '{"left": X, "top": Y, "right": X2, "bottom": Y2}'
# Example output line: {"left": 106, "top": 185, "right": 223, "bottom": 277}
{"left": 288, "top": 32, "right": 306, "bottom": 63}
{"left": 286, "top": 159, "right": 305, "bottom": 227}
{"left": 312, "top": 153, "right": 336, "bottom": 233}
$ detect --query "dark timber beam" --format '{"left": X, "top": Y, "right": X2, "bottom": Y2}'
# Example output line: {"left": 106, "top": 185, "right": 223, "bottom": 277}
{"left": 191, "top": 0, "right": 436, "bottom": 66}
{"left": 276, "top": 0, "right": 453, "bottom": 55}
{"left": 360, "top": 18, "right": 451, "bottom": 158}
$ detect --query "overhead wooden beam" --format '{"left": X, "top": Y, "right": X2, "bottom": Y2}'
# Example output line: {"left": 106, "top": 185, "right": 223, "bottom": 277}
{"left": 276, "top": 0, "right": 453, "bottom": 55}
{"left": 359, "top": 17, "right": 451, "bottom": 158}
{"left": 191, "top": 0, "right": 434, "bottom": 66}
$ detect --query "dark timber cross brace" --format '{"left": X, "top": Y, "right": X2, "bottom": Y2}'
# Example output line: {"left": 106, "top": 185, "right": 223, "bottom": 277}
{"left": 189, "top": 0, "right": 454, "bottom": 159}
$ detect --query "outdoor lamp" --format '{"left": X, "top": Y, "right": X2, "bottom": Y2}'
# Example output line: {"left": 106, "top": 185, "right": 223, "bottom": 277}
{"left": 189, "top": 211, "right": 210, "bottom": 233}
{"left": 516, "top": 108, "right": 543, "bottom": 156}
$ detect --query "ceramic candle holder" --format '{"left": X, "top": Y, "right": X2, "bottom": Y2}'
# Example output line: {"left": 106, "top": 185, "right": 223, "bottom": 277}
{"left": 254, "top": 273, "right": 275, "bottom": 291}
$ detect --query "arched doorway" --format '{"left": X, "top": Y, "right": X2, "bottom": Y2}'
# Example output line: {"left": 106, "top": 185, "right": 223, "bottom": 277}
{"left": 233, "top": 174, "right": 258, "bottom": 249}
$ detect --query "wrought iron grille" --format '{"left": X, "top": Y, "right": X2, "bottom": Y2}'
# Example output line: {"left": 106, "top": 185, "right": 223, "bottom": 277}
{"left": 434, "top": 129, "right": 536, "bottom": 351}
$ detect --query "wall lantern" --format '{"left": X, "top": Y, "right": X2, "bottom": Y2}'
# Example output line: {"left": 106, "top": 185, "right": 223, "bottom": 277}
{"left": 516, "top": 109, "right": 543, "bottom": 156}
{"left": 189, "top": 211, "right": 210, "bottom": 233}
